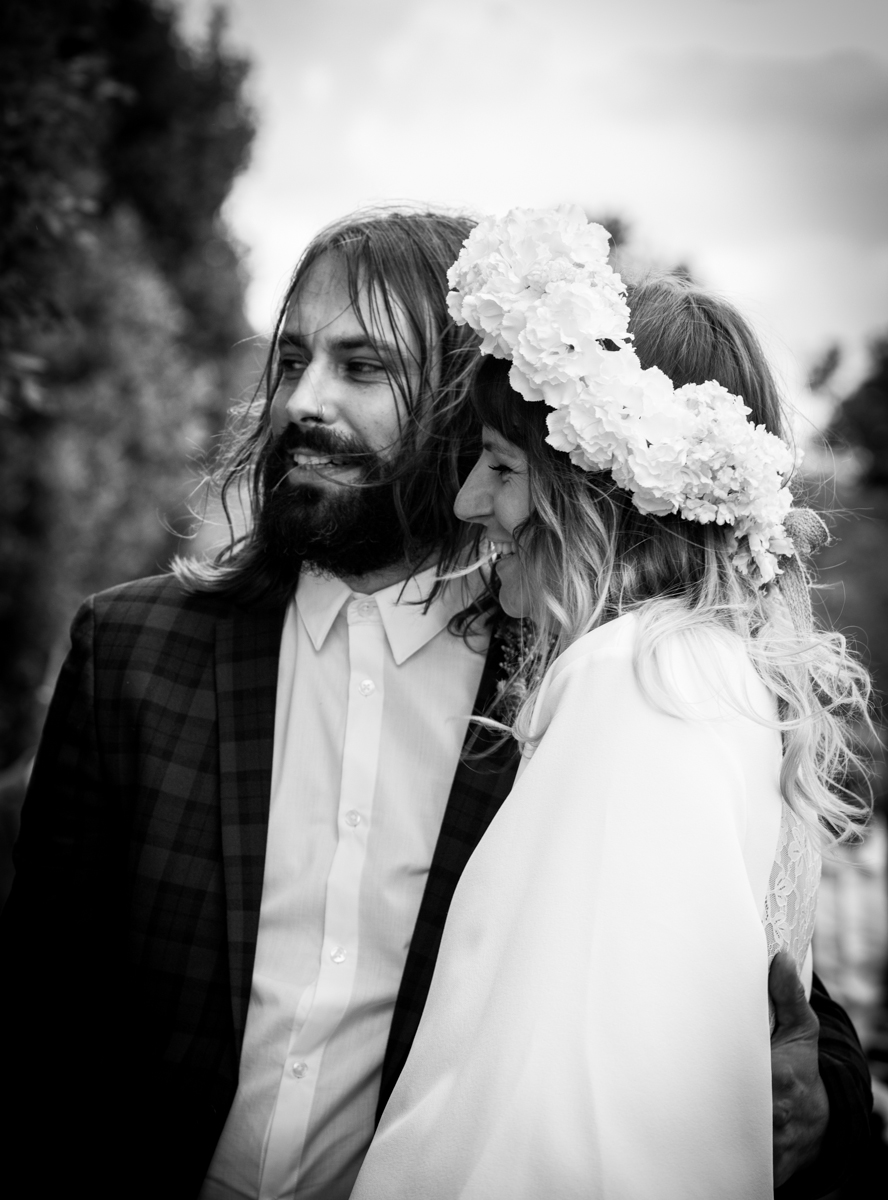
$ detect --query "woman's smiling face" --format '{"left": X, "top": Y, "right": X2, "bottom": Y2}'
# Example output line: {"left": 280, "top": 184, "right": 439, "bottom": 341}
{"left": 454, "top": 427, "right": 533, "bottom": 618}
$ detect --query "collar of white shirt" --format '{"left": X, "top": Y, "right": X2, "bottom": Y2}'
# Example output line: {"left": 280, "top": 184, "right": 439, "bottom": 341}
{"left": 296, "top": 566, "right": 478, "bottom": 666}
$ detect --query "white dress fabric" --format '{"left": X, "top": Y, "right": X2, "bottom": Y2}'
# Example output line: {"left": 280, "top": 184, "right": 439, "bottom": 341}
{"left": 351, "top": 612, "right": 821, "bottom": 1200}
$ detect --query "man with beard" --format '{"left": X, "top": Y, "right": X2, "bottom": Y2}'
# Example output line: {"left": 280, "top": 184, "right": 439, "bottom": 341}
{"left": 0, "top": 208, "right": 874, "bottom": 1200}
{"left": 1, "top": 208, "right": 504, "bottom": 1200}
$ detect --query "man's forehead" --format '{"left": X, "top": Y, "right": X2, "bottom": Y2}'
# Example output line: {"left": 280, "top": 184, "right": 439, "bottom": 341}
{"left": 283, "top": 252, "right": 410, "bottom": 348}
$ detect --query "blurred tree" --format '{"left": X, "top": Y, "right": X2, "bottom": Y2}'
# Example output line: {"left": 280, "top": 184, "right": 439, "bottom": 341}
{"left": 0, "top": 0, "right": 256, "bottom": 783}
{"left": 827, "top": 332, "right": 888, "bottom": 487}
{"left": 586, "top": 210, "right": 697, "bottom": 283}
{"left": 807, "top": 342, "right": 842, "bottom": 398}
{"left": 102, "top": 0, "right": 253, "bottom": 357}
{"left": 813, "top": 330, "right": 888, "bottom": 726}
{"left": 585, "top": 211, "right": 631, "bottom": 251}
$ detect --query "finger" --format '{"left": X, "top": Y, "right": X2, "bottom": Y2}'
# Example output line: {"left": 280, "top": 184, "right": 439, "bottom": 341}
{"left": 774, "top": 1153, "right": 795, "bottom": 1189}
{"left": 768, "top": 950, "right": 817, "bottom": 1036}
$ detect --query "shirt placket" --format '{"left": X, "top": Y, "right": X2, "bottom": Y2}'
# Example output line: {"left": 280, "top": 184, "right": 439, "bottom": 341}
{"left": 260, "top": 596, "right": 385, "bottom": 1197}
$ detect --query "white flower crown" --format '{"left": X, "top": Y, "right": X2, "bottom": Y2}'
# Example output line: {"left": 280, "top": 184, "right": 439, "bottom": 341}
{"left": 446, "top": 205, "right": 797, "bottom": 585}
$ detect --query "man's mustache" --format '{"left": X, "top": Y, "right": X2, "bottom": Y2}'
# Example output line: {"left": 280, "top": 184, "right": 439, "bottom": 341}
{"left": 268, "top": 424, "right": 376, "bottom": 467}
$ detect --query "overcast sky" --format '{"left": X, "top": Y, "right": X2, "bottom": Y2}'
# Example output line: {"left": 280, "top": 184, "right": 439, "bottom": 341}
{"left": 177, "top": 0, "right": 888, "bottom": 429}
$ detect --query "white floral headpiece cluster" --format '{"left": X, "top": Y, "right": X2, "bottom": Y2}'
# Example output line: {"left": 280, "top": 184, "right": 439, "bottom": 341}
{"left": 446, "top": 205, "right": 797, "bottom": 585}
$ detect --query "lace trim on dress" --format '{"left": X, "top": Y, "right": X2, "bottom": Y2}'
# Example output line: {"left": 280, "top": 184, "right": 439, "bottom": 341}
{"left": 762, "top": 803, "right": 821, "bottom": 1027}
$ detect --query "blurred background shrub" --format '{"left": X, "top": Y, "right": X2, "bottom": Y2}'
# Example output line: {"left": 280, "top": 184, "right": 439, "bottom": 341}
{"left": 0, "top": 0, "right": 256, "bottom": 794}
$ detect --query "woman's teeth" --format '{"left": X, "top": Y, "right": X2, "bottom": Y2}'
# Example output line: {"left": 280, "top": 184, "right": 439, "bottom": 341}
{"left": 488, "top": 539, "right": 515, "bottom": 562}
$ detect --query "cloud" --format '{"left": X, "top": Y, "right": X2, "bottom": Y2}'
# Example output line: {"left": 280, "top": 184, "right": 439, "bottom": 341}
{"left": 620, "top": 50, "right": 888, "bottom": 237}
{"left": 208, "top": 0, "right": 887, "bottom": 394}
{"left": 627, "top": 49, "right": 887, "bottom": 134}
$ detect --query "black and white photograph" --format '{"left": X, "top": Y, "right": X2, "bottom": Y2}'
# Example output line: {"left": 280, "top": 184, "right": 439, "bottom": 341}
{"left": 1, "top": 1, "right": 887, "bottom": 1196}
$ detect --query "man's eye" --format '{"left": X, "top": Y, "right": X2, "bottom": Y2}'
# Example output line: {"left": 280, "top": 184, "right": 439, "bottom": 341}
{"left": 348, "top": 359, "right": 385, "bottom": 377}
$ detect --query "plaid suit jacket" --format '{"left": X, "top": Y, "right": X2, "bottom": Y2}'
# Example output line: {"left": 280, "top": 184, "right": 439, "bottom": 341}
{"left": 0, "top": 574, "right": 871, "bottom": 1198}
{"left": 0, "top": 572, "right": 517, "bottom": 1196}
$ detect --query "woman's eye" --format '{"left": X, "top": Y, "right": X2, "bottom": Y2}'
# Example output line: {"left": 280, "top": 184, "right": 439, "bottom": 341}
{"left": 279, "top": 357, "right": 306, "bottom": 376}
{"left": 489, "top": 463, "right": 513, "bottom": 477}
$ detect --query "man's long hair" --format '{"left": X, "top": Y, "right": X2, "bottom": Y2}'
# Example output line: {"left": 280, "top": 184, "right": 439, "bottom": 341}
{"left": 176, "top": 206, "right": 481, "bottom": 607}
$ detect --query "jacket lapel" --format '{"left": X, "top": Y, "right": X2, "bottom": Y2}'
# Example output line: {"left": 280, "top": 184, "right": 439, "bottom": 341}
{"left": 377, "top": 622, "right": 520, "bottom": 1116}
{"left": 215, "top": 599, "right": 287, "bottom": 1054}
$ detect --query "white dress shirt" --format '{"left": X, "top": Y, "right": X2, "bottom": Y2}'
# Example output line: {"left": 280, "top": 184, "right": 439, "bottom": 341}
{"left": 200, "top": 567, "right": 487, "bottom": 1200}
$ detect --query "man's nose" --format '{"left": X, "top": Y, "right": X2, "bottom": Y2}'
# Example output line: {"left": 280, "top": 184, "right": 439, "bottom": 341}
{"left": 454, "top": 458, "right": 491, "bottom": 524}
{"left": 278, "top": 361, "right": 332, "bottom": 425}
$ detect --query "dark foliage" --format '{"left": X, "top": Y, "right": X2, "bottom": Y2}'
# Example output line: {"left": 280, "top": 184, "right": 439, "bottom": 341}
{"left": 807, "top": 342, "right": 842, "bottom": 396}
{"left": 101, "top": 0, "right": 254, "bottom": 356}
{"left": 0, "top": 0, "right": 256, "bottom": 778}
{"left": 827, "top": 333, "right": 888, "bottom": 487}
{"left": 816, "top": 333, "right": 888, "bottom": 723}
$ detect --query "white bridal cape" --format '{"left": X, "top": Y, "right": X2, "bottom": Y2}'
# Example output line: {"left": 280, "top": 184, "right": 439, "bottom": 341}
{"left": 351, "top": 613, "right": 820, "bottom": 1200}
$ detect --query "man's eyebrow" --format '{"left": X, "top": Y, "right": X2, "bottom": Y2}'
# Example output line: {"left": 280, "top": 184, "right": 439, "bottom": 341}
{"left": 276, "top": 331, "right": 401, "bottom": 358}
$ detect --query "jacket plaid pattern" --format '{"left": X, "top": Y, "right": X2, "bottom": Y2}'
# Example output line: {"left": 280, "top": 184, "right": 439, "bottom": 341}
{"left": 0, "top": 573, "right": 872, "bottom": 1198}
{"left": 1, "top": 574, "right": 516, "bottom": 1192}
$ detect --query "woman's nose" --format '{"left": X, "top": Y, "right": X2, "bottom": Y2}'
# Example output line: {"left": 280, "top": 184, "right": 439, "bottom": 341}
{"left": 454, "top": 458, "right": 491, "bottom": 524}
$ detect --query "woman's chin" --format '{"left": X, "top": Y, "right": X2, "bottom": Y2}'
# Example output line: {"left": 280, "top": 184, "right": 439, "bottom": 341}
{"left": 496, "top": 560, "right": 531, "bottom": 619}
{"left": 500, "top": 594, "right": 524, "bottom": 618}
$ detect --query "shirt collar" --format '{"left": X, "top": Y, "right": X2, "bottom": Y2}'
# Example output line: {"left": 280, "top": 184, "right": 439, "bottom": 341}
{"left": 295, "top": 565, "right": 480, "bottom": 666}
{"left": 295, "top": 571, "right": 352, "bottom": 651}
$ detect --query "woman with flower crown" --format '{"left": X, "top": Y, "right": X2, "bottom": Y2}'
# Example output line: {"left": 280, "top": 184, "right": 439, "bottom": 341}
{"left": 350, "top": 208, "right": 873, "bottom": 1199}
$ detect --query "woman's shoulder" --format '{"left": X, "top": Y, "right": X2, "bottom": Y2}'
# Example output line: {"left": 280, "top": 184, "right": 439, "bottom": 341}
{"left": 530, "top": 613, "right": 640, "bottom": 735}
{"left": 547, "top": 611, "right": 639, "bottom": 677}
{"left": 546, "top": 608, "right": 749, "bottom": 677}
{"left": 536, "top": 608, "right": 770, "bottom": 728}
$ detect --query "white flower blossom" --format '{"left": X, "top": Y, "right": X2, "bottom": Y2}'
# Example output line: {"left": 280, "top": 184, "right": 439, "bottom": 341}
{"left": 448, "top": 207, "right": 797, "bottom": 586}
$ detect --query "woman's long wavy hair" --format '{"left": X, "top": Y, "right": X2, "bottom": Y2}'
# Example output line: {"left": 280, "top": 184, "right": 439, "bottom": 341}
{"left": 473, "top": 274, "right": 874, "bottom": 847}
{"left": 175, "top": 207, "right": 482, "bottom": 607}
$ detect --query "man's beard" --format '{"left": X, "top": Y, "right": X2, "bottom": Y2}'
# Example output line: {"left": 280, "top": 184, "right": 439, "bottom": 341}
{"left": 256, "top": 425, "right": 412, "bottom": 581}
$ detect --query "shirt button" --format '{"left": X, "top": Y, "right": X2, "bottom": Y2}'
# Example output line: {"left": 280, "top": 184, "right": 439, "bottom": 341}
{"left": 358, "top": 601, "right": 374, "bottom": 617}
{"left": 344, "top": 810, "right": 361, "bottom": 827}
{"left": 330, "top": 946, "right": 347, "bottom": 964}
{"left": 358, "top": 679, "right": 376, "bottom": 697}
{"left": 292, "top": 1061, "right": 308, "bottom": 1079}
